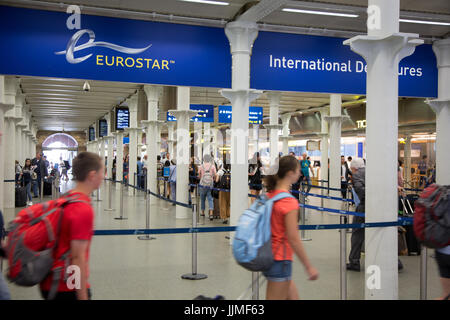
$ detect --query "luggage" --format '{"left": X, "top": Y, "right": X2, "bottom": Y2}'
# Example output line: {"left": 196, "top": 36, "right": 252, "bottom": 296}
{"left": 213, "top": 197, "right": 220, "bottom": 219}
{"left": 15, "top": 186, "right": 27, "bottom": 207}
{"left": 43, "top": 180, "right": 52, "bottom": 196}
{"left": 398, "top": 227, "right": 408, "bottom": 256}
{"left": 413, "top": 184, "right": 450, "bottom": 249}
{"left": 400, "top": 195, "right": 421, "bottom": 255}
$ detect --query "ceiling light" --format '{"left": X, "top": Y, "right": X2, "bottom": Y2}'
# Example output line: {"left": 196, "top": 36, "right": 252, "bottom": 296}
{"left": 400, "top": 19, "right": 450, "bottom": 26}
{"left": 179, "top": 0, "right": 229, "bottom": 5}
{"left": 282, "top": 8, "right": 358, "bottom": 18}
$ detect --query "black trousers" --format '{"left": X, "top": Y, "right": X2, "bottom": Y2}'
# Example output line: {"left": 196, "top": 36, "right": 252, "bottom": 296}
{"left": 349, "top": 216, "right": 365, "bottom": 264}
{"left": 341, "top": 182, "right": 348, "bottom": 199}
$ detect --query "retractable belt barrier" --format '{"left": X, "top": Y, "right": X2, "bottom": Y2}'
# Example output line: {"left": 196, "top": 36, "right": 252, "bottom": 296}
{"left": 93, "top": 218, "right": 412, "bottom": 236}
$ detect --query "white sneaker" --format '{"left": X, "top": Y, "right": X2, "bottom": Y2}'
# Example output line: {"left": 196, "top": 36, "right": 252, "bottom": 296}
{"left": 28, "top": 201, "right": 33, "bottom": 206}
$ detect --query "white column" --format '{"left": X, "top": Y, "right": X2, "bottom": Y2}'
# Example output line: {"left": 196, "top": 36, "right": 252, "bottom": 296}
{"left": 105, "top": 136, "right": 114, "bottom": 179}
{"left": 404, "top": 135, "right": 411, "bottom": 185}
{"left": 427, "top": 38, "right": 450, "bottom": 185}
{"left": 194, "top": 122, "right": 203, "bottom": 161}
{"left": 169, "top": 87, "right": 197, "bottom": 219}
{"left": 326, "top": 95, "right": 344, "bottom": 208}
{"left": 113, "top": 131, "right": 124, "bottom": 189}
{"left": 124, "top": 127, "right": 140, "bottom": 195}
{"left": 4, "top": 111, "right": 16, "bottom": 208}
{"left": 156, "top": 122, "right": 163, "bottom": 155}
{"left": 280, "top": 113, "right": 291, "bottom": 156}
{"left": 220, "top": 20, "right": 262, "bottom": 230}
{"left": 265, "top": 92, "right": 282, "bottom": 165}
{"left": 143, "top": 85, "right": 163, "bottom": 205}
{"left": 167, "top": 122, "right": 175, "bottom": 156}
{"left": 203, "top": 122, "right": 211, "bottom": 158}
{"left": 344, "top": 0, "right": 423, "bottom": 300}
{"left": 211, "top": 127, "right": 219, "bottom": 160}
{"left": 0, "top": 76, "right": 16, "bottom": 212}
{"left": 319, "top": 108, "right": 329, "bottom": 184}
{"left": 128, "top": 95, "right": 139, "bottom": 195}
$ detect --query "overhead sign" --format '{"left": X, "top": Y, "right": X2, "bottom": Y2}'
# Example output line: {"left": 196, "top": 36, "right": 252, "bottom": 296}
{"left": 116, "top": 108, "right": 129, "bottom": 130}
{"left": 251, "top": 31, "right": 437, "bottom": 98}
{"left": 0, "top": 5, "right": 231, "bottom": 89}
{"left": 0, "top": 5, "right": 437, "bottom": 98}
{"left": 89, "top": 127, "right": 95, "bottom": 141}
{"left": 99, "top": 119, "right": 107, "bottom": 137}
{"left": 218, "top": 106, "right": 263, "bottom": 124}
{"left": 167, "top": 104, "right": 214, "bottom": 123}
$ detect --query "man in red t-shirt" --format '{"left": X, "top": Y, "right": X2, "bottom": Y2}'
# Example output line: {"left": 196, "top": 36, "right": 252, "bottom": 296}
{"left": 40, "top": 152, "right": 104, "bottom": 300}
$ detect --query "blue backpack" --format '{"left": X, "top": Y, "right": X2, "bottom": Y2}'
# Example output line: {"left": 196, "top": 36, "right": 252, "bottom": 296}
{"left": 232, "top": 192, "right": 294, "bottom": 272}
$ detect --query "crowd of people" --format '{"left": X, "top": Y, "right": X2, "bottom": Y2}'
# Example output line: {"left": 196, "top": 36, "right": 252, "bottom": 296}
{"left": 1, "top": 143, "right": 447, "bottom": 301}
{"left": 14, "top": 153, "right": 72, "bottom": 206}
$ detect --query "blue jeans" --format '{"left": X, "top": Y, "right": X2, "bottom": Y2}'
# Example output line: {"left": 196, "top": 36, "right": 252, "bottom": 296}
{"left": 263, "top": 260, "right": 292, "bottom": 282}
{"left": 0, "top": 272, "right": 10, "bottom": 300}
{"left": 25, "top": 182, "right": 32, "bottom": 202}
{"left": 170, "top": 182, "right": 176, "bottom": 201}
{"left": 199, "top": 186, "right": 213, "bottom": 212}
{"left": 32, "top": 180, "right": 38, "bottom": 197}
{"left": 302, "top": 176, "right": 312, "bottom": 194}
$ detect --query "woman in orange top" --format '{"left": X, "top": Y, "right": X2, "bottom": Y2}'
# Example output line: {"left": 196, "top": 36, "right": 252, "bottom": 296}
{"left": 263, "top": 155, "right": 319, "bottom": 300}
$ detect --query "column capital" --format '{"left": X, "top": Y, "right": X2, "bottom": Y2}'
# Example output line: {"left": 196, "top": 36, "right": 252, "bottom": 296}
{"left": 123, "top": 127, "right": 143, "bottom": 135}
{"left": 344, "top": 33, "right": 423, "bottom": 65}
{"left": 280, "top": 113, "right": 292, "bottom": 124}
{"left": 432, "top": 38, "right": 450, "bottom": 68}
{"left": 263, "top": 124, "right": 283, "bottom": 130}
{"left": 143, "top": 85, "right": 163, "bottom": 102}
{"left": 225, "top": 20, "right": 259, "bottom": 55}
{"left": 426, "top": 99, "right": 450, "bottom": 114}
{"left": 219, "top": 89, "right": 262, "bottom": 105}
{"left": 126, "top": 95, "right": 139, "bottom": 111}
{"left": 167, "top": 110, "right": 198, "bottom": 120}
{"left": 266, "top": 91, "right": 282, "bottom": 107}
{"left": 324, "top": 115, "right": 350, "bottom": 124}
{"left": 141, "top": 120, "right": 164, "bottom": 128}
{"left": 113, "top": 130, "right": 125, "bottom": 137}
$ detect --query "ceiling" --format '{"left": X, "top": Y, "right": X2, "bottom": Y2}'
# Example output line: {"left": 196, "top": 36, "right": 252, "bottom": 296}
{"left": 3, "top": 0, "right": 447, "bottom": 133}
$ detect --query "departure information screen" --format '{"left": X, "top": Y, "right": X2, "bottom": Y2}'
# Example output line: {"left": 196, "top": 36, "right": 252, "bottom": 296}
{"left": 116, "top": 108, "right": 129, "bottom": 130}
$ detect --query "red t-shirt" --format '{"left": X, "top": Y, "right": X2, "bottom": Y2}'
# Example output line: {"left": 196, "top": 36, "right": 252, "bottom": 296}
{"left": 40, "top": 191, "right": 94, "bottom": 292}
{"left": 267, "top": 190, "right": 299, "bottom": 261}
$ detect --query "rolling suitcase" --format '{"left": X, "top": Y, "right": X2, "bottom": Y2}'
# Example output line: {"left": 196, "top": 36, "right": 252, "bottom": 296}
{"left": 400, "top": 195, "right": 421, "bottom": 255}
{"left": 213, "top": 197, "right": 220, "bottom": 219}
{"left": 43, "top": 179, "right": 52, "bottom": 196}
{"left": 15, "top": 186, "right": 27, "bottom": 207}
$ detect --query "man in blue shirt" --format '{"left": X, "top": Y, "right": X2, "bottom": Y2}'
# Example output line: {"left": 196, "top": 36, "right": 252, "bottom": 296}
{"left": 137, "top": 156, "right": 144, "bottom": 190}
{"left": 300, "top": 152, "right": 314, "bottom": 194}
{"left": 169, "top": 159, "right": 177, "bottom": 206}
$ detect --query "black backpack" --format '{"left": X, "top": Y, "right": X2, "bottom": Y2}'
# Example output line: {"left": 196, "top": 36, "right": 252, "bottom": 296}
{"left": 219, "top": 171, "right": 231, "bottom": 190}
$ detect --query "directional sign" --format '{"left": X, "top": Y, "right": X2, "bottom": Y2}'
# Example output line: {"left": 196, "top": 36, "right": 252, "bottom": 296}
{"left": 218, "top": 106, "right": 263, "bottom": 124}
{"left": 167, "top": 104, "right": 214, "bottom": 122}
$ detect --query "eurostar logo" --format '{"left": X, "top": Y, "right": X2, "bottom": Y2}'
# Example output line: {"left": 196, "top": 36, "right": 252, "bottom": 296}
{"left": 55, "top": 29, "right": 152, "bottom": 64}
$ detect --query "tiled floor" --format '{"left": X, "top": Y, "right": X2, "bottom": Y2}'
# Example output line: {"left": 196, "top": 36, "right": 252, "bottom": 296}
{"left": 2, "top": 179, "right": 443, "bottom": 300}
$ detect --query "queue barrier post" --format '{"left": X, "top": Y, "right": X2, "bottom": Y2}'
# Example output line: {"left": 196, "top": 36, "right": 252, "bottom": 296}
{"left": 340, "top": 214, "right": 348, "bottom": 300}
{"left": 300, "top": 191, "right": 311, "bottom": 242}
{"left": 181, "top": 202, "right": 208, "bottom": 280}
{"left": 420, "top": 245, "right": 428, "bottom": 300}
{"left": 138, "top": 187, "right": 156, "bottom": 241}
{"left": 114, "top": 180, "right": 127, "bottom": 220}
{"left": 252, "top": 272, "right": 259, "bottom": 300}
{"left": 104, "top": 179, "right": 115, "bottom": 212}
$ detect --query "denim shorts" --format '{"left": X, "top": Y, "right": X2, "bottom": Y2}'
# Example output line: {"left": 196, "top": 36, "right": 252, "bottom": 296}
{"left": 263, "top": 260, "right": 292, "bottom": 282}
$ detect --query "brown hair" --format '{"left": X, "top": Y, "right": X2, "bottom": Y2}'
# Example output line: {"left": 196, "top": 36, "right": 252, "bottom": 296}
{"left": 72, "top": 152, "right": 103, "bottom": 182}
{"left": 264, "top": 155, "right": 299, "bottom": 192}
